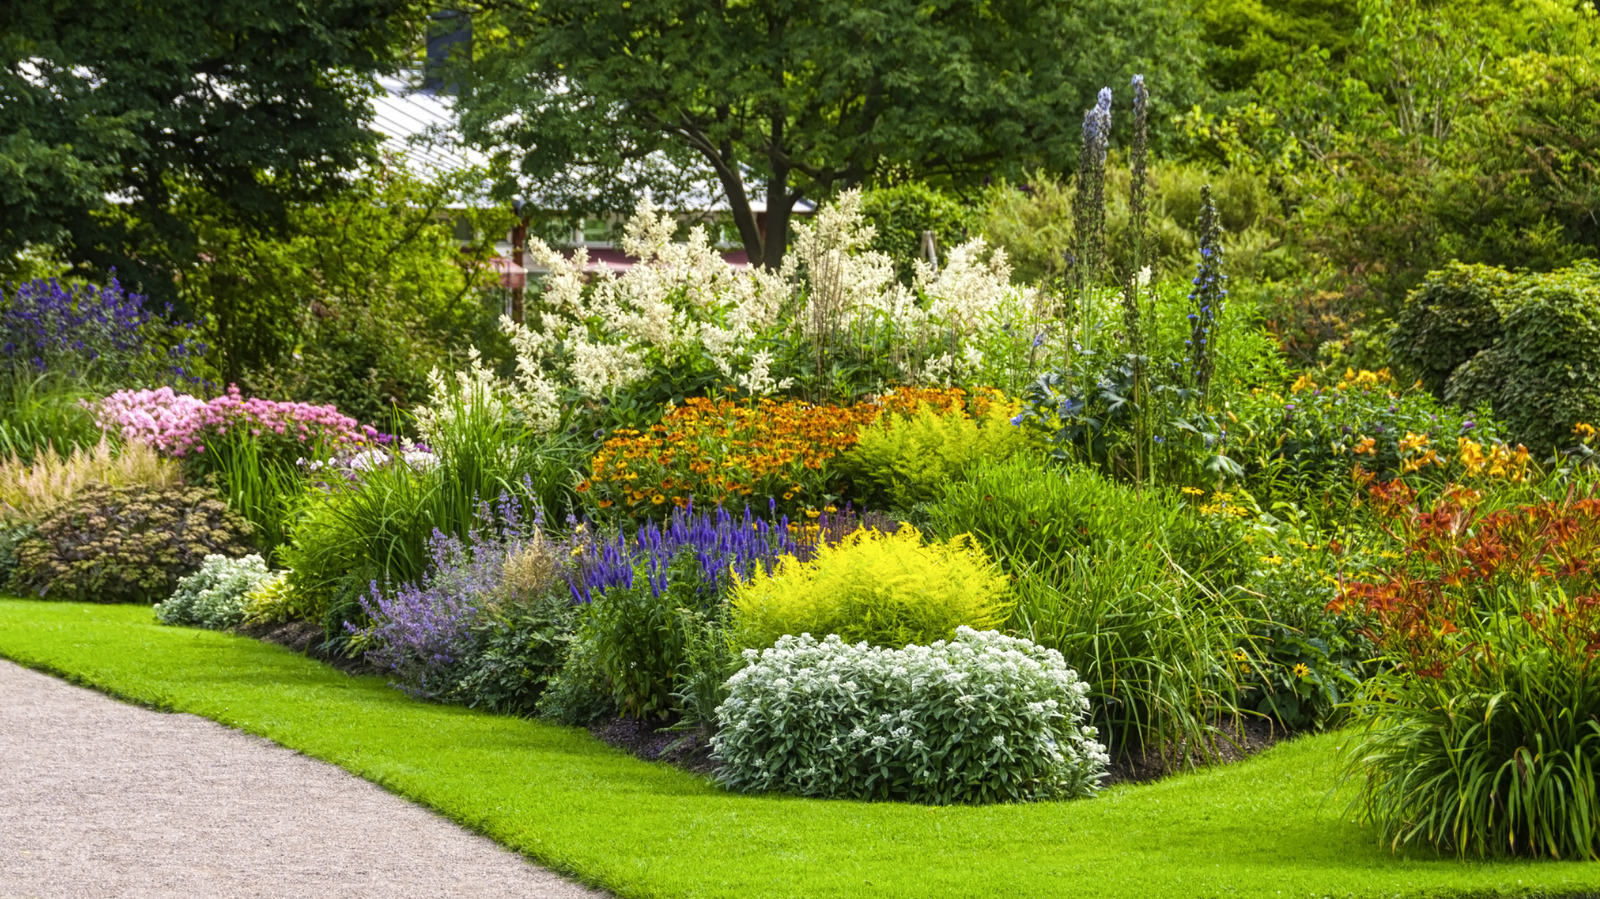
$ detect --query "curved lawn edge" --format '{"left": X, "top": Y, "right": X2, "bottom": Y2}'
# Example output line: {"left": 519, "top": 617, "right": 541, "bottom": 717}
{"left": 1, "top": 599, "right": 1595, "bottom": 899}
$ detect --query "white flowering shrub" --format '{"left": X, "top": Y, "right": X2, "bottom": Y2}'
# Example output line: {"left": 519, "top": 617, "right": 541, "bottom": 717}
{"left": 498, "top": 192, "right": 1043, "bottom": 432}
{"left": 711, "top": 628, "right": 1108, "bottom": 804}
{"left": 155, "top": 554, "right": 276, "bottom": 630}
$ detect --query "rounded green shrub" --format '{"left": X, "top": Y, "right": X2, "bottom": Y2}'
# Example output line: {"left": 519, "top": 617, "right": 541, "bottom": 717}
{"left": 729, "top": 523, "right": 1012, "bottom": 652}
{"left": 1390, "top": 262, "right": 1518, "bottom": 395}
{"left": 712, "top": 629, "right": 1108, "bottom": 804}
{"left": 860, "top": 182, "right": 972, "bottom": 283}
{"left": 12, "top": 484, "right": 255, "bottom": 604}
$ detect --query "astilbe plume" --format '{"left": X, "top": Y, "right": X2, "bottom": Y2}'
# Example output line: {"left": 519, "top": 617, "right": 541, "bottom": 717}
{"left": 354, "top": 493, "right": 557, "bottom": 699}
{"left": 0, "top": 277, "right": 206, "bottom": 385}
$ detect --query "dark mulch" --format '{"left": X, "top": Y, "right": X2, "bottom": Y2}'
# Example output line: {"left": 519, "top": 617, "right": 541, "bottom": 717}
{"left": 236, "top": 620, "right": 378, "bottom": 676}
{"left": 587, "top": 717, "right": 719, "bottom": 777}
{"left": 1103, "top": 715, "right": 1287, "bottom": 786}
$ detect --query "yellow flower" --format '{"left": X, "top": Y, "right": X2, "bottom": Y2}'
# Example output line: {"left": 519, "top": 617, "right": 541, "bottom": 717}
{"left": 1575, "top": 422, "right": 1598, "bottom": 441}
{"left": 651, "top": 494, "right": 665, "bottom": 504}
{"left": 1290, "top": 373, "right": 1317, "bottom": 394}
{"left": 1353, "top": 436, "right": 1376, "bottom": 455}
{"left": 1293, "top": 663, "right": 1310, "bottom": 678}
{"left": 1233, "top": 649, "right": 1249, "bottom": 662}
{"left": 1398, "top": 431, "right": 1430, "bottom": 453}
{"left": 1181, "top": 486, "right": 1205, "bottom": 496}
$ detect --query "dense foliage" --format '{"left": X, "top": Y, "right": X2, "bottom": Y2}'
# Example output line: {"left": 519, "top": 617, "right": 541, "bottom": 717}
{"left": 11, "top": 483, "right": 255, "bottom": 604}
{"left": 155, "top": 553, "right": 277, "bottom": 630}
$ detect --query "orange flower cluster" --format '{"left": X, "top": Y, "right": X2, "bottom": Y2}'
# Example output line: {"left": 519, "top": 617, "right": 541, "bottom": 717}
{"left": 1333, "top": 481, "right": 1600, "bottom": 676}
{"left": 579, "top": 387, "right": 993, "bottom": 517}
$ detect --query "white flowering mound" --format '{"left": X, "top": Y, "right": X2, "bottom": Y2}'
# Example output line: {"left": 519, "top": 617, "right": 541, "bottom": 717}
{"left": 712, "top": 628, "right": 1108, "bottom": 804}
{"left": 495, "top": 191, "right": 1044, "bottom": 433}
{"left": 155, "top": 554, "right": 277, "bottom": 630}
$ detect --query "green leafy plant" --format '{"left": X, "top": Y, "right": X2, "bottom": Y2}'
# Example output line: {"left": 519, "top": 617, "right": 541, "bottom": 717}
{"left": 11, "top": 483, "right": 255, "bottom": 604}
{"left": 580, "top": 551, "right": 705, "bottom": 720}
{"left": 929, "top": 456, "right": 1245, "bottom": 765}
{"left": 155, "top": 553, "right": 277, "bottom": 630}
{"left": 730, "top": 523, "right": 1013, "bottom": 653}
{"left": 837, "top": 396, "right": 1037, "bottom": 512}
{"left": 712, "top": 629, "right": 1109, "bottom": 804}
{"left": 1340, "top": 482, "right": 1600, "bottom": 857}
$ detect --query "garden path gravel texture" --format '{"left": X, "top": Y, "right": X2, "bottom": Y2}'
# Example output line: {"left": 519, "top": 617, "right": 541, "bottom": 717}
{"left": 0, "top": 659, "right": 605, "bottom": 899}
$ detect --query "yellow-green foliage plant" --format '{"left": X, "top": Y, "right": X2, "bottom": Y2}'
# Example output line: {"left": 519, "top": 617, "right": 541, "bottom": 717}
{"left": 838, "top": 398, "right": 1037, "bottom": 510}
{"left": 0, "top": 437, "right": 179, "bottom": 524}
{"left": 730, "top": 523, "right": 1012, "bottom": 651}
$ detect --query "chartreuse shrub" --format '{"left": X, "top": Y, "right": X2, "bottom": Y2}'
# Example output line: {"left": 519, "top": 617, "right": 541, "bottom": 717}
{"left": 729, "top": 523, "right": 1012, "bottom": 652}
{"left": 712, "top": 628, "right": 1108, "bottom": 804}
{"left": 1339, "top": 481, "right": 1600, "bottom": 858}
{"left": 10, "top": 484, "right": 255, "bottom": 604}
{"left": 837, "top": 393, "right": 1036, "bottom": 511}
{"left": 1389, "top": 262, "right": 1519, "bottom": 396}
{"left": 930, "top": 456, "right": 1243, "bottom": 765}
{"left": 155, "top": 553, "right": 277, "bottom": 630}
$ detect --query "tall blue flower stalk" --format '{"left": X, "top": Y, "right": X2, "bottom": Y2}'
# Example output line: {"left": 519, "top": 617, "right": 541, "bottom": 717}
{"left": 569, "top": 504, "right": 804, "bottom": 606}
{"left": 1188, "top": 185, "right": 1227, "bottom": 400}
{"left": 0, "top": 277, "right": 207, "bottom": 386}
{"left": 1070, "top": 87, "right": 1113, "bottom": 304}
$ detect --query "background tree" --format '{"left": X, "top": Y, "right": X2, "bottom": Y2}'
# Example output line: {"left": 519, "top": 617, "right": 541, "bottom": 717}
{"left": 0, "top": 0, "right": 422, "bottom": 298}
{"left": 456, "top": 0, "right": 1205, "bottom": 269}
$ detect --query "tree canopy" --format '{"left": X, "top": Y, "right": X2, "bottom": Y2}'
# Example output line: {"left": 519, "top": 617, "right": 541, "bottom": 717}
{"left": 0, "top": 0, "right": 422, "bottom": 294}
{"left": 456, "top": 0, "right": 1204, "bottom": 268}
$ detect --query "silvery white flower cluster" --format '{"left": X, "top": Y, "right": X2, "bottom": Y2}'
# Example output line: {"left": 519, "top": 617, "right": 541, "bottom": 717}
{"left": 498, "top": 192, "right": 1043, "bottom": 432}
{"left": 711, "top": 627, "right": 1108, "bottom": 804}
{"left": 155, "top": 554, "right": 279, "bottom": 630}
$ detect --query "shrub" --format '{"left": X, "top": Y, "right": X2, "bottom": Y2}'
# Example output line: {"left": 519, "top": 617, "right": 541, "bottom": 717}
{"left": 579, "top": 551, "right": 707, "bottom": 719}
{"left": 241, "top": 571, "right": 301, "bottom": 624}
{"left": 10, "top": 484, "right": 255, "bottom": 603}
{"left": 0, "top": 437, "right": 179, "bottom": 524}
{"left": 155, "top": 554, "right": 276, "bottom": 630}
{"left": 929, "top": 456, "right": 1244, "bottom": 764}
{"left": 578, "top": 387, "right": 980, "bottom": 518}
{"left": 730, "top": 523, "right": 1012, "bottom": 652}
{"left": 1444, "top": 264, "right": 1600, "bottom": 456}
{"left": 859, "top": 182, "right": 973, "bottom": 284}
{"left": 1390, "top": 262, "right": 1519, "bottom": 396}
{"left": 712, "top": 629, "right": 1109, "bottom": 804}
{"left": 1338, "top": 484, "right": 1600, "bottom": 858}
{"left": 0, "top": 373, "right": 105, "bottom": 465}
{"left": 837, "top": 393, "right": 1034, "bottom": 511}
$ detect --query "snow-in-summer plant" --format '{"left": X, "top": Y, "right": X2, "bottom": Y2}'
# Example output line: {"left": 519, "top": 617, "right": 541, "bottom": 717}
{"left": 155, "top": 554, "right": 276, "bottom": 630}
{"left": 712, "top": 628, "right": 1108, "bottom": 804}
{"left": 496, "top": 192, "right": 1040, "bottom": 432}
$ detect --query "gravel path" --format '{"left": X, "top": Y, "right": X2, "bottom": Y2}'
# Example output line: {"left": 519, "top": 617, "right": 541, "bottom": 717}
{"left": 0, "top": 659, "right": 606, "bottom": 899}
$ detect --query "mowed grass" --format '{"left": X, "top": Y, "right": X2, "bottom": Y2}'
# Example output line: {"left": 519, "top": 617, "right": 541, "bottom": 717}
{"left": 2, "top": 600, "right": 1597, "bottom": 899}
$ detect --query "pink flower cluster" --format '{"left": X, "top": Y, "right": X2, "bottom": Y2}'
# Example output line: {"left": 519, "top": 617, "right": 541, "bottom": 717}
{"left": 95, "top": 385, "right": 381, "bottom": 457}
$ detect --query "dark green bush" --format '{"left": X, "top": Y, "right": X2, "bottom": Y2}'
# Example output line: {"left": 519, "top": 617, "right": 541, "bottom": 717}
{"left": 1444, "top": 264, "right": 1600, "bottom": 456}
{"left": 448, "top": 592, "right": 576, "bottom": 716}
{"left": 11, "top": 484, "right": 255, "bottom": 603}
{"left": 859, "top": 182, "right": 973, "bottom": 284}
{"left": 1390, "top": 262, "right": 1518, "bottom": 396}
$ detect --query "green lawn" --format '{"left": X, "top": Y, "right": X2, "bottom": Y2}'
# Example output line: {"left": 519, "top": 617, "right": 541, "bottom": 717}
{"left": 1, "top": 599, "right": 1596, "bottom": 898}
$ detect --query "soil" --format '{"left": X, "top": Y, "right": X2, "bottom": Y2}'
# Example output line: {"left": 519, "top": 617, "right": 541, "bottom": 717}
{"left": 235, "top": 619, "right": 378, "bottom": 676}
{"left": 588, "top": 717, "right": 720, "bottom": 777}
{"left": 1103, "top": 715, "right": 1288, "bottom": 786}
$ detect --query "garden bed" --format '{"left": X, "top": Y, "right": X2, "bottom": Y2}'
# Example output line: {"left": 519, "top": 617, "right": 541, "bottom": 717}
{"left": 4, "top": 598, "right": 1596, "bottom": 899}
